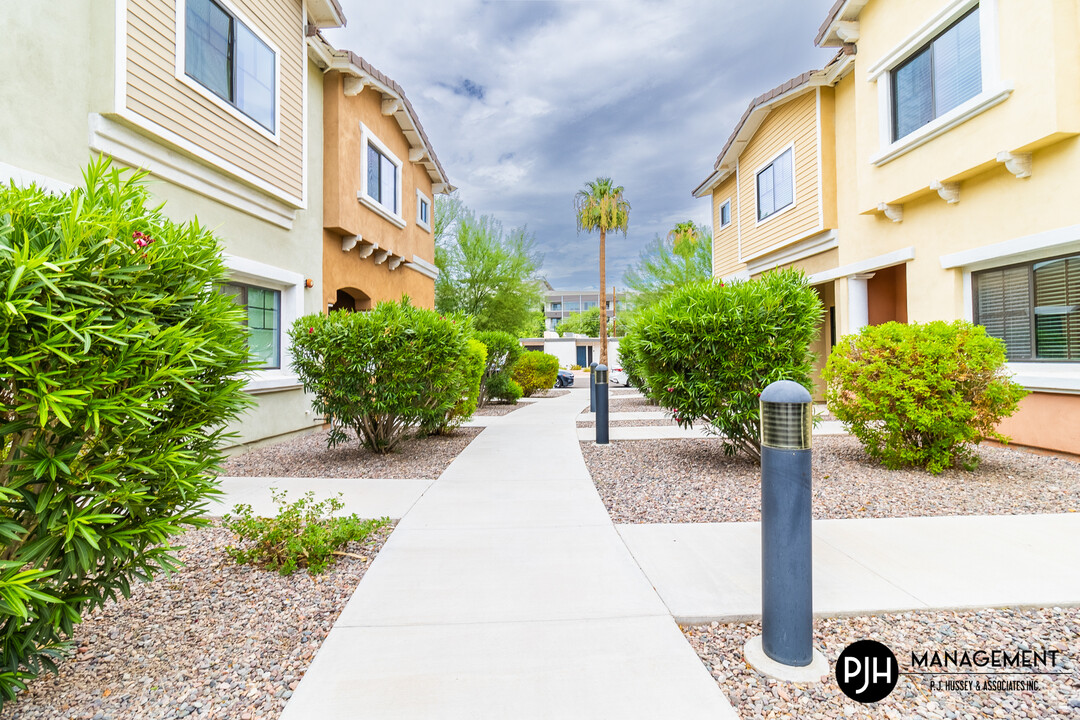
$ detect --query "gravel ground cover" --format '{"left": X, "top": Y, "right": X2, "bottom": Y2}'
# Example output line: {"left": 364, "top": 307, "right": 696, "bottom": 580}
{"left": 532, "top": 389, "right": 571, "bottom": 399}
{"left": 577, "top": 419, "right": 677, "bottom": 428}
{"left": 608, "top": 396, "right": 660, "bottom": 412}
{"left": 222, "top": 427, "right": 482, "bottom": 479}
{"left": 582, "top": 436, "right": 1080, "bottom": 523}
{"left": 685, "top": 607, "right": 1080, "bottom": 719}
{"left": 2, "top": 522, "right": 393, "bottom": 720}
{"left": 473, "top": 403, "right": 523, "bottom": 417}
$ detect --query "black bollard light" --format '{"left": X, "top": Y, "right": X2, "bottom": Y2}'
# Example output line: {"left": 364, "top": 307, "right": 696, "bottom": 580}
{"left": 759, "top": 380, "right": 814, "bottom": 667}
{"left": 589, "top": 361, "right": 598, "bottom": 411}
{"left": 594, "top": 364, "right": 609, "bottom": 444}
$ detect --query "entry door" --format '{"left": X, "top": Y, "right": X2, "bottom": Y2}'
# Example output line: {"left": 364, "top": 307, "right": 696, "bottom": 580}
{"left": 576, "top": 346, "right": 587, "bottom": 366}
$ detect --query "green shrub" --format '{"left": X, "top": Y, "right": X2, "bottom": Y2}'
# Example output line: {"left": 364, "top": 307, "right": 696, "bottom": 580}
{"left": 223, "top": 489, "right": 390, "bottom": 576}
{"left": 475, "top": 330, "right": 523, "bottom": 405}
{"left": 486, "top": 373, "right": 523, "bottom": 404}
{"left": 0, "top": 160, "right": 251, "bottom": 705}
{"left": 290, "top": 300, "right": 472, "bottom": 454}
{"left": 570, "top": 364, "right": 582, "bottom": 371}
{"left": 426, "top": 337, "right": 486, "bottom": 434}
{"left": 512, "top": 351, "right": 559, "bottom": 397}
{"left": 615, "top": 329, "right": 648, "bottom": 393}
{"left": 626, "top": 269, "right": 822, "bottom": 460}
{"left": 823, "top": 320, "right": 1028, "bottom": 474}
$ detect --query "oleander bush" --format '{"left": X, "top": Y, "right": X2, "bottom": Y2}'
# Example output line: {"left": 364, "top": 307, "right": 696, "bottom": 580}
{"left": 424, "top": 337, "right": 487, "bottom": 435}
{"left": 823, "top": 320, "right": 1028, "bottom": 474}
{"left": 223, "top": 489, "right": 390, "bottom": 576}
{"left": 624, "top": 269, "right": 822, "bottom": 461}
{"left": 475, "top": 330, "right": 523, "bottom": 405}
{"left": 614, "top": 329, "right": 648, "bottom": 393}
{"left": 511, "top": 351, "right": 559, "bottom": 397}
{"left": 290, "top": 300, "right": 473, "bottom": 453}
{"left": 0, "top": 159, "right": 252, "bottom": 706}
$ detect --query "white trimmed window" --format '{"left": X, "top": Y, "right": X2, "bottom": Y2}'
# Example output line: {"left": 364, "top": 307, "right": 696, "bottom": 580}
{"left": 720, "top": 199, "right": 732, "bottom": 228}
{"left": 974, "top": 253, "right": 1080, "bottom": 362}
{"left": 416, "top": 189, "right": 432, "bottom": 232}
{"left": 756, "top": 147, "right": 794, "bottom": 222}
{"left": 868, "top": 0, "right": 1007, "bottom": 165}
{"left": 892, "top": 6, "right": 981, "bottom": 141}
{"left": 183, "top": 0, "right": 277, "bottom": 133}
{"left": 358, "top": 123, "right": 405, "bottom": 227}
{"left": 221, "top": 255, "right": 304, "bottom": 393}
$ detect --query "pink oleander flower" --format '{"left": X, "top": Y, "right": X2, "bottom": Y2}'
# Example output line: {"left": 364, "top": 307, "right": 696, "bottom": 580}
{"left": 308, "top": 327, "right": 314, "bottom": 334}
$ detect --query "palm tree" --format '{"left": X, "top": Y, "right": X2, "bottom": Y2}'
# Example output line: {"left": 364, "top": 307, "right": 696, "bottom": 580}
{"left": 574, "top": 177, "right": 630, "bottom": 366}
{"left": 667, "top": 220, "right": 700, "bottom": 258}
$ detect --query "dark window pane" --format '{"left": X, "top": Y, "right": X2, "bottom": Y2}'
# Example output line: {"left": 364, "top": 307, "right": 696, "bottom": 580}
{"left": 234, "top": 22, "right": 275, "bottom": 131}
{"left": 933, "top": 7, "right": 981, "bottom": 117}
{"left": 757, "top": 166, "right": 774, "bottom": 220}
{"left": 185, "top": 0, "right": 232, "bottom": 100}
{"left": 367, "top": 144, "right": 381, "bottom": 203}
{"left": 894, "top": 49, "right": 934, "bottom": 139}
{"left": 721, "top": 201, "right": 730, "bottom": 226}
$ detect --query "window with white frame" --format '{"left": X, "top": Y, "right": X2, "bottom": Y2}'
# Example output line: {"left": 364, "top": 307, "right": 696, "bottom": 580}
{"left": 367, "top": 144, "right": 398, "bottom": 213}
{"left": 220, "top": 282, "right": 282, "bottom": 368}
{"left": 416, "top": 189, "right": 432, "bottom": 232}
{"left": 756, "top": 147, "right": 794, "bottom": 222}
{"left": 892, "top": 6, "right": 981, "bottom": 141}
{"left": 184, "top": 0, "right": 276, "bottom": 132}
{"left": 720, "top": 199, "right": 732, "bottom": 228}
{"left": 973, "top": 253, "right": 1080, "bottom": 362}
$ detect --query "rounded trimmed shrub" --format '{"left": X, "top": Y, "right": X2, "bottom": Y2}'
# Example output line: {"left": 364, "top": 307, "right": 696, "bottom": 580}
{"left": 511, "top": 351, "right": 559, "bottom": 397}
{"left": 290, "top": 300, "right": 473, "bottom": 453}
{"left": 0, "top": 160, "right": 251, "bottom": 704}
{"left": 823, "top": 320, "right": 1028, "bottom": 474}
{"left": 625, "top": 269, "right": 823, "bottom": 461}
{"left": 437, "top": 337, "right": 487, "bottom": 433}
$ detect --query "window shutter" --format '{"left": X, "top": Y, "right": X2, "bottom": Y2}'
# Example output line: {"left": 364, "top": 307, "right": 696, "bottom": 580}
{"left": 933, "top": 7, "right": 982, "bottom": 117}
{"left": 975, "top": 266, "right": 1031, "bottom": 360}
{"left": 1033, "top": 255, "right": 1080, "bottom": 360}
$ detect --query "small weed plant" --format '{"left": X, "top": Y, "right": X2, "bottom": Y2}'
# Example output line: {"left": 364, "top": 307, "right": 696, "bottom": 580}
{"left": 223, "top": 490, "right": 390, "bottom": 576}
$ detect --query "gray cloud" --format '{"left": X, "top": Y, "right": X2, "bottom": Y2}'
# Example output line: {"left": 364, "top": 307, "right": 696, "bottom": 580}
{"left": 325, "top": 0, "right": 837, "bottom": 289}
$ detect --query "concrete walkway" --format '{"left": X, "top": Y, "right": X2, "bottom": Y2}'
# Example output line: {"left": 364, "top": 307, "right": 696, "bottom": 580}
{"left": 620, "top": 514, "right": 1080, "bottom": 624}
{"left": 281, "top": 388, "right": 739, "bottom": 720}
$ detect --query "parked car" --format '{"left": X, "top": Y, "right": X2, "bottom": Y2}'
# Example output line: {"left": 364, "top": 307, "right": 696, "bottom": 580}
{"left": 609, "top": 367, "right": 630, "bottom": 386}
{"left": 555, "top": 369, "right": 575, "bottom": 388}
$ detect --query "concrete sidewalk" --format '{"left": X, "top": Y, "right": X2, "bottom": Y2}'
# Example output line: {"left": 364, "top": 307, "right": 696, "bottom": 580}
{"left": 281, "top": 387, "right": 739, "bottom": 720}
{"left": 619, "top": 513, "right": 1080, "bottom": 624}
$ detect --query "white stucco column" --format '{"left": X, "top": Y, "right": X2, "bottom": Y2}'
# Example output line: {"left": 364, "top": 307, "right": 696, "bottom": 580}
{"left": 847, "top": 273, "right": 875, "bottom": 335}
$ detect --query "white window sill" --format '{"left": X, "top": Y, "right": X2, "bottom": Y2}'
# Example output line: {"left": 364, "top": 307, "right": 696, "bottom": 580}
{"left": 1006, "top": 362, "right": 1080, "bottom": 395}
{"left": 871, "top": 84, "right": 1013, "bottom": 167}
{"left": 245, "top": 370, "right": 302, "bottom": 394}
{"left": 357, "top": 192, "right": 407, "bottom": 229}
{"left": 417, "top": 217, "right": 432, "bottom": 233}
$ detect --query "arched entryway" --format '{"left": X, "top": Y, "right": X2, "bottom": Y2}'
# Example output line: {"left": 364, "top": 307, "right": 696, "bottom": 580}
{"left": 328, "top": 287, "right": 372, "bottom": 313}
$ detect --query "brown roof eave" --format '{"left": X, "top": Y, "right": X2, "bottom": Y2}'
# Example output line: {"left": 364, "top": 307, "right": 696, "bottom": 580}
{"left": 341, "top": 51, "right": 452, "bottom": 190}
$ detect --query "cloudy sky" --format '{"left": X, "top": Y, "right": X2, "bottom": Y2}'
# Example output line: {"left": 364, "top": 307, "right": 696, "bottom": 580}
{"left": 325, "top": 0, "right": 838, "bottom": 290}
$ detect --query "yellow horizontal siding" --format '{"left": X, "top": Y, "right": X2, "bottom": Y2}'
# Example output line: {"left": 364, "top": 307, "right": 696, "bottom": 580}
{"left": 126, "top": 0, "right": 304, "bottom": 200}
{"left": 737, "top": 91, "right": 821, "bottom": 260}
{"left": 711, "top": 176, "right": 742, "bottom": 278}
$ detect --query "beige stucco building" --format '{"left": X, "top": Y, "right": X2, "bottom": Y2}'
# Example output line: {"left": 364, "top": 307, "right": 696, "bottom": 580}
{"left": 1, "top": 0, "right": 450, "bottom": 449}
{"left": 696, "top": 0, "right": 1080, "bottom": 454}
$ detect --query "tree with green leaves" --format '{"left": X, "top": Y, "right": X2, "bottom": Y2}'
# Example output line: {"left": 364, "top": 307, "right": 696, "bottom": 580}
{"left": 623, "top": 221, "right": 712, "bottom": 316}
{"left": 574, "top": 177, "right": 629, "bottom": 366}
{"left": 555, "top": 306, "right": 613, "bottom": 337}
{"left": 435, "top": 213, "right": 544, "bottom": 335}
{"left": 433, "top": 190, "right": 466, "bottom": 246}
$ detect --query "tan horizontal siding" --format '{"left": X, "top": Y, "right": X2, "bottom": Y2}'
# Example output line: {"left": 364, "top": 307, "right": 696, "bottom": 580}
{"left": 125, "top": 0, "right": 304, "bottom": 200}
{"left": 737, "top": 90, "right": 821, "bottom": 260}
{"left": 711, "top": 177, "right": 742, "bottom": 278}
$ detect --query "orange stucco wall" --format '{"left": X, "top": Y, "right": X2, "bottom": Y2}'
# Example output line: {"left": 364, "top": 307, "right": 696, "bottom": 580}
{"left": 996, "top": 392, "right": 1080, "bottom": 456}
{"left": 322, "top": 71, "right": 437, "bottom": 311}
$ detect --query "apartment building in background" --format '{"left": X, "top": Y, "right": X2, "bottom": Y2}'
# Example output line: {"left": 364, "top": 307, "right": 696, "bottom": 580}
{"left": 544, "top": 289, "right": 625, "bottom": 332}
{"left": 696, "top": 0, "right": 1080, "bottom": 454}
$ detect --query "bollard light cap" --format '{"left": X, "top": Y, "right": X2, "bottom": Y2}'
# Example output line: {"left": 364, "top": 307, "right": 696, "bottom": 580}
{"left": 760, "top": 380, "right": 812, "bottom": 405}
{"left": 594, "top": 364, "right": 608, "bottom": 384}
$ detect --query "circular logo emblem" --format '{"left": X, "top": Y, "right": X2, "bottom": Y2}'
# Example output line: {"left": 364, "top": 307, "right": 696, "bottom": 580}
{"left": 836, "top": 640, "right": 899, "bottom": 703}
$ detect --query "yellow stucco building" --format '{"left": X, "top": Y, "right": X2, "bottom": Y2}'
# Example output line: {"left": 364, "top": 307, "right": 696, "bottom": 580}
{"left": 696, "top": 0, "right": 1080, "bottom": 454}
